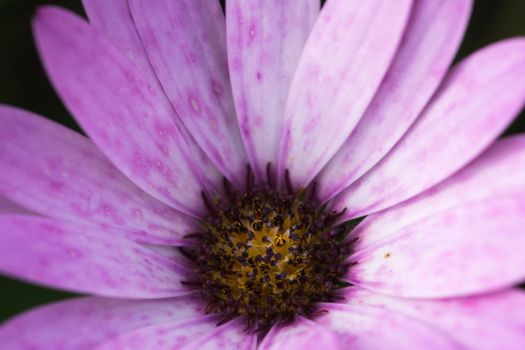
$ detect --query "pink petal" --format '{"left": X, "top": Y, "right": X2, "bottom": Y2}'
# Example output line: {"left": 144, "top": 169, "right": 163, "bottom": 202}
{"left": 226, "top": 1, "right": 319, "bottom": 180}
{"left": 178, "top": 318, "right": 256, "bottom": 350}
{"left": 0, "top": 197, "right": 33, "bottom": 215}
{"left": 278, "top": 0, "right": 413, "bottom": 188}
{"left": 82, "top": 0, "right": 223, "bottom": 193}
{"left": 343, "top": 287, "right": 525, "bottom": 350}
{"left": 260, "top": 317, "right": 342, "bottom": 350}
{"left": 82, "top": 0, "right": 156, "bottom": 82}
{"left": 351, "top": 135, "right": 525, "bottom": 251}
{"left": 347, "top": 194, "right": 525, "bottom": 298}
{"left": 128, "top": 0, "right": 247, "bottom": 186}
{"left": 0, "top": 105, "right": 197, "bottom": 245}
{"left": 318, "top": 303, "right": 457, "bottom": 349}
{"left": 0, "top": 295, "right": 204, "bottom": 350}
{"left": 334, "top": 38, "right": 525, "bottom": 219}
{"left": 0, "top": 215, "right": 192, "bottom": 298}
{"left": 318, "top": 0, "right": 472, "bottom": 200}
{"left": 33, "top": 6, "right": 207, "bottom": 217}
{"left": 94, "top": 316, "right": 218, "bottom": 350}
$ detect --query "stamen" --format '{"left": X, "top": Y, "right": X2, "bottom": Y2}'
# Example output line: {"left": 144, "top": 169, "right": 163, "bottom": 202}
{"left": 309, "top": 180, "right": 318, "bottom": 201}
{"left": 245, "top": 164, "right": 255, "bottom": 192}
{"left": 201, "top": 191, "right": 219, "bottom": 218}
{"left": 178, "top": 246, "right": 198, "bottom": 261}
{"left": 223, "top": 176, "right": 237, "bottom": 204}
{"left": 284, "top": 169, "right": 293, "bottom": 194}
{"left": 266, "top": 163, "right": 274, "bottom": 188}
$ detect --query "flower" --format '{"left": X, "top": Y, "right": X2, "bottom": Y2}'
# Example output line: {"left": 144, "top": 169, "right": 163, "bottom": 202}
{"left": 1, "top": 0, "right": 525, "bottom": 348}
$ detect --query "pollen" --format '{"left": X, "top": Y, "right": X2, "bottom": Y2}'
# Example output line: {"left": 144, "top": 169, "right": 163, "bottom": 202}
{"left": 186, "top": 169, "right": 353, "bottom": 331}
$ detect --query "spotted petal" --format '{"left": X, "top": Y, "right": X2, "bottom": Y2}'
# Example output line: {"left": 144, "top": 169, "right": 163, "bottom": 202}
{"left": 343, "top": 287, "right": 525, "bottom": 350}
{"left": 0, "top": 295, "right": 204, "bottom": 350}
{"left": 260, "top": 317, "right": 342, "bottom": 350}
{"left": 227, "top": 0, "right": 320, "bottom": 180}
{"left": 278, "top": 0, "right": 413, "bottom": 188}
{"left": 94, "top": 317, "right": 219, "bottom": 350}
{"left": 318, "top": 303, "right": 457, "bottom": 349}
{"left": 82, "top": 0, "right": 158, "bottom": 84}
{"left": 318, "top": 0, "right": 472, "bottom": 200}
{"left": 128, "top": 0, "right": 247, "bottom": 186}
{"left": 351, "top": 135, "right": 525, "bottom": 251}
{"left": 82, "top": 0, "right": 222, "bottom": 192}
{"left": 34, "top": 6, "right": 206, "bottom": 216}
{"left": 0, "top": 215, "right": 192, "bottom": 298}
{"left": 0, "top": 105, "right": 196, "bottom": 245}
{"left": 178, "top": 318, "right": 257, "bottom": 350}
{"left": 347, "top": 194, "right": 525, "bottom": 298}
{"left": 334, "top": 38, "right": 525, "bottom": 219}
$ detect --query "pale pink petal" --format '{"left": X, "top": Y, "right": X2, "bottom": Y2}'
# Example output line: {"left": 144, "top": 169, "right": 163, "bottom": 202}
{"left": 317, "top": 303, "right": 457, "bottom": 349}
{"left": 259, "top": 317, "right": 343, "bottom": 350}
{"left": 0, "top": 197, "right": 33, "bottom": 215}
{"left": 347, "top": 194, "right": 525, "bottom": 298}
{"left": 343, "top": 287, "right": 525, "bottom": 350}
{"left": 351, "top": 135, "right": 525, "bottom": 251}
{"left": 0, "top": 215, "right": 192, "bottom": 298}
{"left": 227, "top": 1, "right": 319, "bottom": 180}
{"left": 0, "top": 295, "right": 204, "bottom": 350}
{"left": 278, "top": 0, "right": 413, "bottom": 188}
{"left": 180, "top": 318, "right": 256, "bottom": 350}
{"left": 94, "top": 316, "right": 218, "bottom": 350}
{"left": 33, "top": 6, "right": 207, "bottom": 217}
{"left": 0, "top": 105, "right": 197, "bottom": 245}
{"left": 334, "top": 38, "right": 525, "bottom": 219}
{"left": 82, "top": 0, "right": 223, "bottom": 193}
{"left": 128, "top": 0, "right": 247, "bottom": 186}
{"left": 318, "top": 0, "right": 472, "bottom": 200}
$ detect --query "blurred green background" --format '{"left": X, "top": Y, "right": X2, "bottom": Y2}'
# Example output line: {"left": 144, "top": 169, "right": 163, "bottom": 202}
{"left": 0, "top": 0, "right": 524, "bottom": 322}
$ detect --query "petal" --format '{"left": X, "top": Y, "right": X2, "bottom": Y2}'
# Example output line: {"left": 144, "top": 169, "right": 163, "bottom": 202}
{"left": 128, "top": 0, "right": 247, "bottom": 186}
{"left": 259, "top": 317, "right": 343, "bottom": 350}
{"left": 318, "top": 0, "right": 472, "bottom": 200}
{"left": 0, "top": 215, "right": 192, "bottom": 298}
{"left": 94, "top": 316, "right": 218, "bottom": 350}
{"left": 347, "top": 194, "right": 525, "bottom": 298}
{"left": 351, "top": 135, "right": 525, "bottom": 251}
{"left": 318, "top": 303, "right": 457, "bottom": 349}
{"left": 0, "top": 105, "right": 197, "bottom": 245}
{"left": 334, "top": 38, "right": 525, "bottom": 219}
{"left": 82, "top": 0, "right": 223, "bottom": 193}
{"left": 343, "top": 287, "right": 525, "bottom": 350}
{"left": 226, "top": 1, "right": 320, "bottom": 180}
{"left": 179, "top": 318, "right": 257, "bottom": 350}
{"left": 0, "top": 295, "right": 204, "bottom": 350}
{"left": 278, "top": 0, "right": 413, "bottom": 188}
{"left": 82, "top": 0, "right": 156, "bottom": 82}
{"left": 0, "top": 197, "right": 33, "bottom": 215}
{"left": 33, "top": 6, "right": 206, "bottom": 216}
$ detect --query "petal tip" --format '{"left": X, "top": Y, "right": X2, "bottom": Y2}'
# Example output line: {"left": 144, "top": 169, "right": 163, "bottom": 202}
{"left": 32, "top": 5, "right": 64, "bottom": 28}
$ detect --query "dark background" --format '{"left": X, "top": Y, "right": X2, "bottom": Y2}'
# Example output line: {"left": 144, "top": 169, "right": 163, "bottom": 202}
{"left": 0, "top": 0, "right": 524, "bottom": 322}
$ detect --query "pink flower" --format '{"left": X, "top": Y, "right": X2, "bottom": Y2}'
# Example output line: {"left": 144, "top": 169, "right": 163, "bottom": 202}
{"left": 1, "top": 0, "right": 525, "bottom": 349}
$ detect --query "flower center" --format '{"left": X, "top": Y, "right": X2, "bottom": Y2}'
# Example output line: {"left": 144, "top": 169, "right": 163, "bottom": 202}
{"left": 185, "top": 169, "right": 352, "bottom": 331}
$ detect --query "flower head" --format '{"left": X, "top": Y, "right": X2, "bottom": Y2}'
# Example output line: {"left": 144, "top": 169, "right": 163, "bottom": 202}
{"left": 1, "top": 0, "right": 525, "bottom": 349}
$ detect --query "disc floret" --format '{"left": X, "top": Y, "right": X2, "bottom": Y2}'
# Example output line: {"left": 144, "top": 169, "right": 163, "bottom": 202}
{"left": 191, "top": 177, "right": 350, "bottom": 330}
